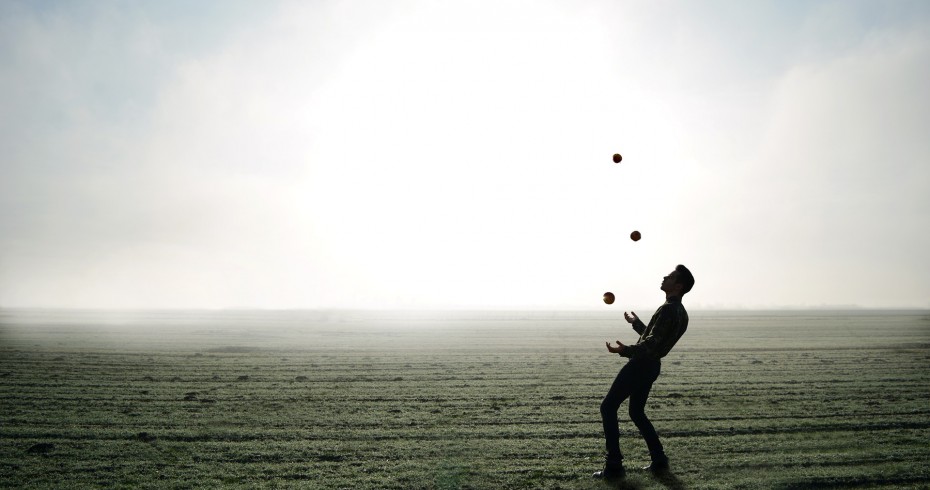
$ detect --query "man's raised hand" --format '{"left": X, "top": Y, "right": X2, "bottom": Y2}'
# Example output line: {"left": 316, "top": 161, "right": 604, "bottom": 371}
{"left": 624, "top": 311, "right": 639, "bottom": 325}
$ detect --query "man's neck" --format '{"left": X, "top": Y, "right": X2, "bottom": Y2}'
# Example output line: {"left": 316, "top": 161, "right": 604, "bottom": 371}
{"left": 665, "top": 294, "right": 682, "bottom": 303}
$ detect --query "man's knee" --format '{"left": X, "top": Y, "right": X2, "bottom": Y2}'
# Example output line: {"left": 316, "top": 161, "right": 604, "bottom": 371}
{"left": 600, "top": 397, "right": 618, "bottom": 417}
{"left": 628, "top": 404, "right": 647, "bottom": 424}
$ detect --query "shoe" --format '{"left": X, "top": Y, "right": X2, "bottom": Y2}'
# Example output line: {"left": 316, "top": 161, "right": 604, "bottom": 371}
{"left": 593, "top": 464, "right": 626, "bottom": 480}
{"left": 641, "top": 456, "right": 669, "bottom": 473}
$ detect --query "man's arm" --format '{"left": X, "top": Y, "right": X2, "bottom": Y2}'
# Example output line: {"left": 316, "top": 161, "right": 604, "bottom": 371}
{"left": 620, "top": 306, "right": 681, "bottom": 359}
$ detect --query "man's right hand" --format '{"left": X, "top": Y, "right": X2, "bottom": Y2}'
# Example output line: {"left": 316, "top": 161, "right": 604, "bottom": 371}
{"left": 624, "top": 311, "right": 639, "bottom": 324}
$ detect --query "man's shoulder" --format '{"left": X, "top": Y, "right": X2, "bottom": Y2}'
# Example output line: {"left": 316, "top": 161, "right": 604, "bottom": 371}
{"left": 659, "top": 300, "right": 688, "bottom": 317}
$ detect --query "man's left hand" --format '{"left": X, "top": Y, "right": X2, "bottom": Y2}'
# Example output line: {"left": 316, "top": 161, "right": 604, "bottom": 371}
{"left": 605, "top": 340, "right": 626, "bottom": 354}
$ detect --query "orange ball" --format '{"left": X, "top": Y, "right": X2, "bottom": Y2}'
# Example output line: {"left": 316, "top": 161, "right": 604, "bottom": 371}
{"left": 612, "top": 153, "right": 622, "bottom": 163}
{"left": 603, "top": 292, "right": 615, "bottom": 305}
{"left": 630, "top": 230, "right": 641, "bottom": 241}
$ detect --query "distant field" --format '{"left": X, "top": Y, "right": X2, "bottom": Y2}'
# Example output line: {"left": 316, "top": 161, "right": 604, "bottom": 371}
{"left": 2, "top": 309, "right": 929, "bottom": 489}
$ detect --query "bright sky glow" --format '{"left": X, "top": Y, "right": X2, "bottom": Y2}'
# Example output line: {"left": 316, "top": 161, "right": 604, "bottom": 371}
{"left": 1, "top": 1, "right": 929, "bottom": 310}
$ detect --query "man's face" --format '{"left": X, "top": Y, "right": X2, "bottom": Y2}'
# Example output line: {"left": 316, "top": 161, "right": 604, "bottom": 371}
{"left": 661, "top": 270, "right": 680, "bottom": 294}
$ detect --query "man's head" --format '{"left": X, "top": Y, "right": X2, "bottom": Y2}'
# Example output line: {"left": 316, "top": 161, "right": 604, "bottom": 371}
{"left": 661, "top": 264, "right": 695, "bottom": 297}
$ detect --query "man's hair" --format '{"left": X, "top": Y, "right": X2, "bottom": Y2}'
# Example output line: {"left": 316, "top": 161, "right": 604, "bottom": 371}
{"left": 675, "top": 264, "right": 695, "bottom": 295}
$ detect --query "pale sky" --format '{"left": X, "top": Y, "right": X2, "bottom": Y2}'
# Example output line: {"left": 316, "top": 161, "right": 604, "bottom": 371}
{"left": 1, "top": 0, "right": 928, "bottom": 310}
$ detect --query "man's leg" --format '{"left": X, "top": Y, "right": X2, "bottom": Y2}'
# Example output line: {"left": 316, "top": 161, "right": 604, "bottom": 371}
{"left": 628, "top": 361, "right": 667, "bottom": 468}
{"left": 600, "top": 363, "right": 635, "bottom": 466}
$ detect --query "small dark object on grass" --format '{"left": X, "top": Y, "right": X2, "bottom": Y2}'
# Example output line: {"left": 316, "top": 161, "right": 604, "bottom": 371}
{"left": 237, "top": 375, "right": 249, "bottom": 381}
{"left": 27, "top": 443, "right": 55, "bottom": 454}
{"left": 183, "top": 392, "right": 198, "bottom": 401}
{"left": 295, "top": 376, "right": 308, "bottom": 381}
{"left": 135, "top": 432, "right": 157, "bottom": 443}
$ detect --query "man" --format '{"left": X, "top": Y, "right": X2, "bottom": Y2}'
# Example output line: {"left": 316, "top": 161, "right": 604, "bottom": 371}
{"left": 594, "top": 264, "right": 695, "bottom": 480}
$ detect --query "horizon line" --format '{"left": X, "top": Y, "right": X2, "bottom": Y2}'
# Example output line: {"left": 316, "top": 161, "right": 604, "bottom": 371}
{"left": 2, "top": 305, "right": 928, "bottom": 312}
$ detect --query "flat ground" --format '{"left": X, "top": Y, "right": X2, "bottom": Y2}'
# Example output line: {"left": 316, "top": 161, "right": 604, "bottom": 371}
{"left": 1, "top": 309, "right": 929, "bottom": 489}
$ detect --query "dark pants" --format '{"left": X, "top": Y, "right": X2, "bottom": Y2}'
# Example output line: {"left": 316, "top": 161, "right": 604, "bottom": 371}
{"left": 600, "top": 358, "right": 664, "bottom": 464}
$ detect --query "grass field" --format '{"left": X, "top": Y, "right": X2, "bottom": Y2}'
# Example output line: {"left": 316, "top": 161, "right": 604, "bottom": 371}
{"left": 2, "top": 309, "right": 929, "bottom": 489}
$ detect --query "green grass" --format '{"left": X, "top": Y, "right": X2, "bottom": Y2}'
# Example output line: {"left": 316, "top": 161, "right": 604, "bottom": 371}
{"left": 1, "top": 309, "right": 929, "bottom": 488}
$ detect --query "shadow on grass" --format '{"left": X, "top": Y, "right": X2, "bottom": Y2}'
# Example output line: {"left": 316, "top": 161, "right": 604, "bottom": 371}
{"left": 597, "top": 478, "right": 643, "bottom": 489}
{"left": 654, "top": 470, "right": 685, "bottom": 489}
{"left": 598, "top": 469, "right": 685, "bottom": 489}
